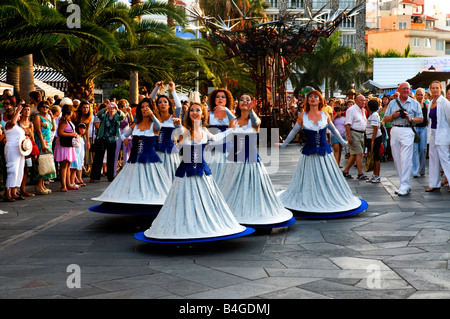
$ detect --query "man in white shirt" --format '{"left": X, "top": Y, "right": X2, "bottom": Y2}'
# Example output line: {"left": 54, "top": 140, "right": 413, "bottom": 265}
{"left": 383, "top": 82, "right": 423, "bottom": 196}
{"left": 342, "top": 94, "right": 368, "bottom": 180}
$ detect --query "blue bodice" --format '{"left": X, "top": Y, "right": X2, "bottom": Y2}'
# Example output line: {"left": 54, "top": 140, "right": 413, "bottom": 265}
{"left": 207, "top": 124, "right": 228, "bottom": 153}
{"left": 156, "top": 126, "right": 179, "bottom": 153}
{"left": 128, "top": 136, "right": 162, "bottom": 164}
{"left": 302, "top": 128, "right": 332, "bottom": 156}
{"left": 175, "top": 143, "right": 211, "bottom": 177}
{"left": 227, "top": 132, "right": 260, "bottom": 163}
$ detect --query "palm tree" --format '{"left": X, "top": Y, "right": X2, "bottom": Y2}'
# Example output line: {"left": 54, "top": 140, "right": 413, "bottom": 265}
{"left": 38, "top": 0, "right": 135, "bottom": 100}
{"left": 125, "top": 0, "right": 188, "bottom": 103}
{"left": 291, "top": 32, "right": 367, "bottom": 98}
{"left": 0, "top": 0, "right": 119, "bottom": 100}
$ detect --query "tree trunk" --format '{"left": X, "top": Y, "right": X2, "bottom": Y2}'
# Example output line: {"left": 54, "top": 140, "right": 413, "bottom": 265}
{"left": 129, "top": 70, "right": 139, "bottom": 104}
{"left": 19, "top": 54, "right": 34, "bottom": 102}
{"left": 130, "top": 0, "right": 143, "bottom": 104}
{"left": 167, "top": 0, "right": 176, "bottom": 27}
{"left": 66, "top": 80, "right": 95, "bottom": 101}
{"left": 6, "top": 66, "right": 20, "bottom": 98}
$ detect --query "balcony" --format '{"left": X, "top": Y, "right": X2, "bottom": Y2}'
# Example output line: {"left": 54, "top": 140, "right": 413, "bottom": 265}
{"left": 411, "top": 23, "right": 425, "bottom": 30}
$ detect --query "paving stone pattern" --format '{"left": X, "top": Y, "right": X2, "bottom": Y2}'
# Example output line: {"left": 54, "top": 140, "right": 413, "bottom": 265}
{"left": 1, "top": 144, "right": 450, "bottom": 300}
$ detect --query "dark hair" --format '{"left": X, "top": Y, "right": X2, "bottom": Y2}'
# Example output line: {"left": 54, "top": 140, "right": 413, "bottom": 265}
{"left": 235, "top": 93, "right": 256, "bottom": 119}
{"left": 29, "top": 91, "right": 42, "bottom": 103}
{"left": 2, "top": 96, "right": 15, "bottom": 107}
{"left": 37, "top": 100, "right": 50, "bottom": 110}
{"left": 368, "top": 99, "right": 379, "bottom": 113}
{"left": 334, "top": 106, "right": 342, "bottom": 113}
{"left": 135, "top": 98, "right": 159, "bottom": 123}
{"left": 76, "top": 122, "right": 86, "bottom": 134}
{"left": 74, "top": 101, "right": 92, "bottom": 124}
{"left": 208, "top": 88, "right": 233, "bottom": 112}
{"left": 156, "top": 94, "right": 174, "bottom": 115}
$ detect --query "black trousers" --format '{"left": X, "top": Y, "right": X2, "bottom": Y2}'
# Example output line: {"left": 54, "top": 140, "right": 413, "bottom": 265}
{"left": 90, "top": 139, "right": 117, "bottom": 181}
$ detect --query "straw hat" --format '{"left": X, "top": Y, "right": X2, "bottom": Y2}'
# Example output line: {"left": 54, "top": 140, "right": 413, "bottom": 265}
{"left": 19, "top": 136, "right": 33, "bottom": 156}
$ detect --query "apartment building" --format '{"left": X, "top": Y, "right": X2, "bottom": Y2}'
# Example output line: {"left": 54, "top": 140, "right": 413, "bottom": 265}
{"left": 264, "top": 0, "right": 367, "bottom": 52}
{"left": 367, "top": 0, "right": 450, "bottom": 56}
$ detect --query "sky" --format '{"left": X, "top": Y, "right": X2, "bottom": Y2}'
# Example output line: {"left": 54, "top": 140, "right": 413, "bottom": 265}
{"left": 424, "top": 0, "right": 450, "bottom": 15}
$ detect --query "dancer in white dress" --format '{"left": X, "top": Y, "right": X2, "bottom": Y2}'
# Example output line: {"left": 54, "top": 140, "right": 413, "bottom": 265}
{"left": 154, "top": 81, "right": 182, "bottom": 180}
{"left": 206, "top": 88, "right": 235, "bottom": 178}
{"left": 277, "top": 90, "right": 362, "bottom": 214}
{"left": 143, "top": 102, "right": 246, "bottom": 240}
{"left": 216, "top": 93, "right": 293, "bottom": 225}
{"left": 92, "top": 98, "right": 171, "bottom": 205}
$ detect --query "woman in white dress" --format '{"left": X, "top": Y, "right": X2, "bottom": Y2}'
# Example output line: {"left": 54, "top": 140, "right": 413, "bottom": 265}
{"left": 92, "top": 98, "right": 171, "bottom": 206}
{"left": 216, "top": 93, "right": 293, "bottom": 226}
{"left": 142, "top": 102, "right": 248, "bottom": 240}
{"left": 154, "top": 81, "right": 182, "bottom": 180}
{"left": 206, "top": 88, "right": 235, "bottom": 178}
{"left": 4, "top": 105, "right": 26, "bottom": 201}
{"left": 277, "top": 90, "right": 362, "bottom": 216}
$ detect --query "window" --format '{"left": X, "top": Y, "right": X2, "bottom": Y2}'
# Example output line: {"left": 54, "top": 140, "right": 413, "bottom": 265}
{"left": 446, "top": 19, "right": 450, "bottom": 27}
{"left": 425, "top": 38, "right": 431, "bottom": 48}
{"left": 289, "top": 0, "right": 304, "bottom": 8}
{"left": 413, "top": 38, "right": 420, "bottom": 47}
{"left": 436, "top": 40, "right": 445, "bottom": 51}
{"left": 339, "top": 0, "right": 356, "bottom": 9}
{"left": 340, "top": 34, "right": 356, "bottom": 50}
{"left": 312, "top": 0, "right": 330, "bottom": 9}
{"left": 399, "top": 22, "right": 407, "bottom": 30}
{"left": 341, "top": 16, "right": 355, "bottom": 29}
{"left": 269, "top": 0, "right": 278, "bottom": 8}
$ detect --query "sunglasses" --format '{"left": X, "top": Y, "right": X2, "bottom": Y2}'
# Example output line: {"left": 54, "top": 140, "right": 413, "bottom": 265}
{"left": 3, "top": 102, "right": 11, "bottom": 105}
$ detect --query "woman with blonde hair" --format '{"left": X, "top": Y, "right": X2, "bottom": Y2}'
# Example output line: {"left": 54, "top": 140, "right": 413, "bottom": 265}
{"left": 424, "top": 80, "right": 450, "bottom": 192}
{"left": 412, "top": 88, "right": 428, "bottom": 177}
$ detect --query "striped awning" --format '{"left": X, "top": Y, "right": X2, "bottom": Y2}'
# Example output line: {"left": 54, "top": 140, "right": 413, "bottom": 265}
{"left": 0, "top": 65, "right": 67, "bottom": 92}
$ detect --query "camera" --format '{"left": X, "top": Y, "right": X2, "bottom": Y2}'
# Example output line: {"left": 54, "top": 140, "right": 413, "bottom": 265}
{"left": 399, "top": 109, "right": 406, "bottom": 119}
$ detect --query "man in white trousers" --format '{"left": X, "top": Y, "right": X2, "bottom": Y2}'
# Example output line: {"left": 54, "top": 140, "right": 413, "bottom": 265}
{"left": 383, "top": 82, "right": 423, "bottom": 196}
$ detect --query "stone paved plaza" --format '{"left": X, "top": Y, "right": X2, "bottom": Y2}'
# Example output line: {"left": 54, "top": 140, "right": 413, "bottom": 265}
{"left": 1, "top": 143, "right": 450, "bottom": 302}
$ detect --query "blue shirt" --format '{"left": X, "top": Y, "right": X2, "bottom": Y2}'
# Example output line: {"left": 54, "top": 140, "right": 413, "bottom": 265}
{"left": 385, "top": 97, "right": 423, "bottom": 126}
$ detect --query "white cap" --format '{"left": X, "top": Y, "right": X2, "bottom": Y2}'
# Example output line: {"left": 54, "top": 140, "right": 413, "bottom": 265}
{"left": 60, "top": 97, "right": 73, "bottom": 106}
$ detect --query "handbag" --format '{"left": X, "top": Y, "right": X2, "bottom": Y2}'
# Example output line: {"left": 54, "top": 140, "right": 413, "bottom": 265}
{"left": 37, "top": 152, "right": 56, "bottom": 176}
{"left": 395, "top": 99, "right": 420, "bottom": 143}
{"left": 59, "top": 121, "right": 76, "bottom": 147}
{"left": 365, "top": 150, "right": 374, "bottom": 172}
{"left": 72, "top": 136, "right": 80, "bottom": 148}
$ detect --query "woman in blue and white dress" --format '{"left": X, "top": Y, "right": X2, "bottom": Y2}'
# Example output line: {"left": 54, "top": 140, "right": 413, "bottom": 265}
{"left": 154, "top": 81, "right": 182, "bottom": 180}
{"left": 92, "top": 98, "right": 171, "bottom": 205}
{"left": 277, "top": 90, "right": 361, "bottom": 214}
{"left": 206, "top": 88, "right": 235, "bottom": 178}
{"left": 143, "top": 102, "right": 246, "bottom": 240}
{"left": 216, "top": 94, "right": 293, "bottom": 226}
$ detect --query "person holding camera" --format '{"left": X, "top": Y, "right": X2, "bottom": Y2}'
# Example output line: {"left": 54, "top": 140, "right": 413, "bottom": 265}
{"left": 383, "top": 82, "right": 423, "bottom": 196}
{"left": 89, "top": 102, "right": 126, "bottom": 183}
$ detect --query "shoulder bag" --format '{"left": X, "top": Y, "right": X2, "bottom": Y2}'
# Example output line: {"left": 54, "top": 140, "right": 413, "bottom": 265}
{"left": 395, "top": 99, "right": 420, "bottom": 143}
{"left": 59, "top": 121, "right": 76, "bottom": 147}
